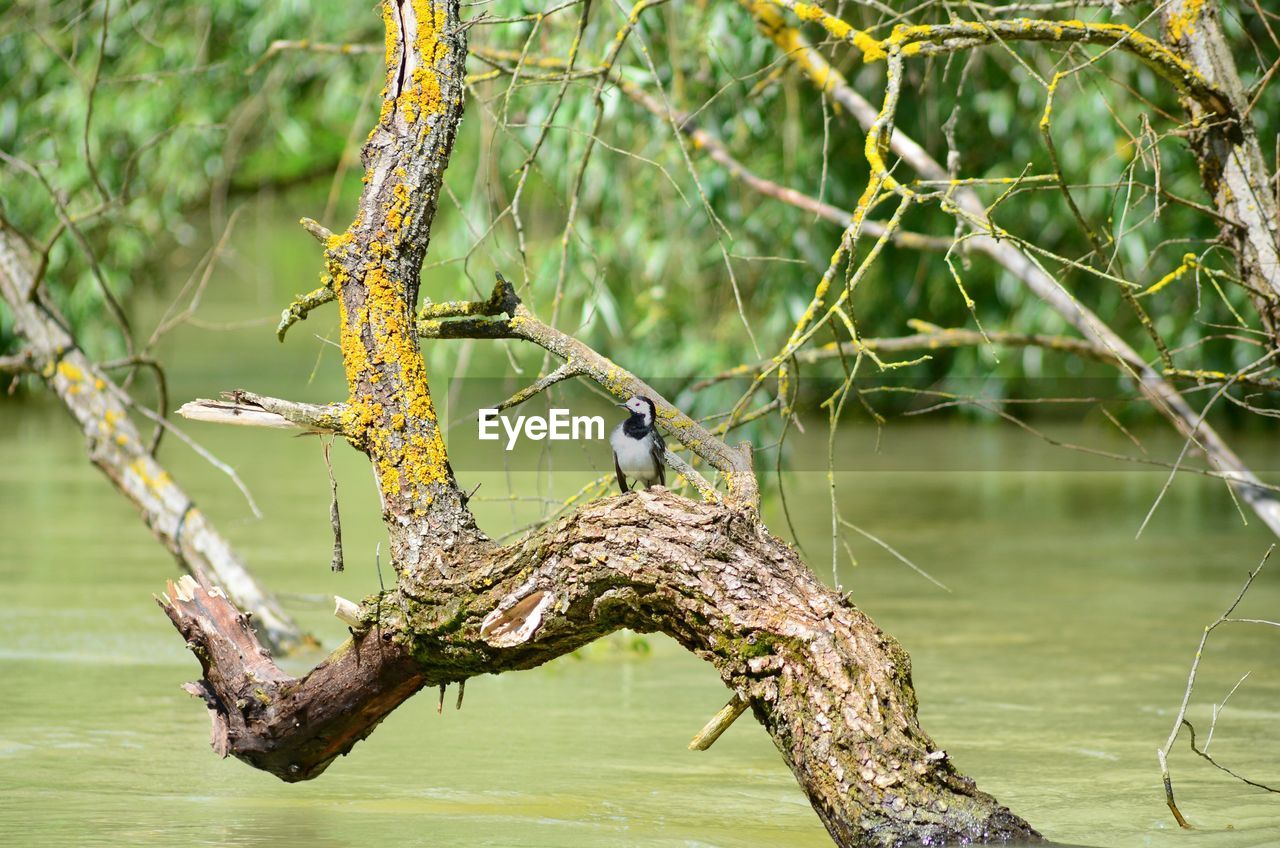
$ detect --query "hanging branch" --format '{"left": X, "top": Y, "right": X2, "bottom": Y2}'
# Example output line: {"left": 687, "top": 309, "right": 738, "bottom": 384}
{"left": 737, "top": 0, "right": 1280, "bottom": 539}
{"left": 0, "top": 223, "right": 311, "bottom": 653}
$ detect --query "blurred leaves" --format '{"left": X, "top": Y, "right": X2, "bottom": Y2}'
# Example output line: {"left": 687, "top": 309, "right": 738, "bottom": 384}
{"left": 3, "top": 0, "right": 1277, "bottom": 422}
{"left": 0, "top": 0, "right": 375, "bottom": 356}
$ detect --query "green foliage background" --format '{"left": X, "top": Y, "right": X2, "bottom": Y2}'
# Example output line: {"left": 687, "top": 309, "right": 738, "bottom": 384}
{"left": 2, "top": 0, "right": 1277, "bottom": 419}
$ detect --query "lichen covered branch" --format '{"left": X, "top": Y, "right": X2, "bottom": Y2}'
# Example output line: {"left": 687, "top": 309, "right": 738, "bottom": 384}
{"left": 739, "top": 0, "right": 1280, "bottom": 539}
{"left": 322, "top": 0, "right": 482, "bottom": 567}
{"left": 0, "top": 223, "right": 310, "bottom": 653}
{"left": 277, "top": 282, "right": 336, "bottom": 341}
{"left": 767, "top": 0, "right": 1231, "bottom": 114}
{"left": 418, "top": 273, "right": 760, "bottom": 507}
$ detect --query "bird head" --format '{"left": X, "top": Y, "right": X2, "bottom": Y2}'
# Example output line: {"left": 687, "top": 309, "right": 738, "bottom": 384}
{"left": 618, "top": 396, "right": 656, "bottom": 425}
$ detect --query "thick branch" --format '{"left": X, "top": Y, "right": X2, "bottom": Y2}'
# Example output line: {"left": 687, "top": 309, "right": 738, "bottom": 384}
{"left": 156, "top": 5, "right": 1048, "bottom": 843}
{"left": 0, "top": 223, "right": 310, "bottom": 653}
{"left": 324, "top": 0, "right": 483, "bottom": 570}
{"left": 161, "top": 574, "right": 424, "bottom": 777}
{"left": 159, "top": 490, "right": 1037, "bottom": 847}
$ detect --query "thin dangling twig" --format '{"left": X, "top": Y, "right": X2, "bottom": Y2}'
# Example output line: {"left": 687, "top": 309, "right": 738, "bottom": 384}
{"left": 322, "top": 437, "right": 344, "bottom": 572}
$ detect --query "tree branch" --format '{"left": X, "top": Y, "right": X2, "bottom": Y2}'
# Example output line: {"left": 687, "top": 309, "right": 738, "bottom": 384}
{"left": 768, "top": 1, "right": 1231, "bottom": 115}
{"left": 739, "top": 0, "right": 1280, "bottom": 539}
{"left": 0, "top": 349, "right": 35, "bottom": 375}
{"left": 322, "top": 0, "right": 483, "bottom": 568}
{"left": 418, "top": 273, "right": 760, "bottom": 507}
{"left": 178, "top": 391, "right": 348, "bottom": 433}
{"left": 160, "top": 490, "right": 1038, "bottom": 846}
{"left": 696, "top": 321, "right": 1123, "bottom": 388}
{"left": 0, "top": 223, "right": 311, "bottom": 653}
{"left": 276, "top": 283, "right": 335, "bottom": 340}
{"left": 1160, "top": 0, "right": 1280, "bottom": 345}
{"left": 468, "top": 44, "right": 955, "bottom": 253}
{"left": 156, "top": 4, "right": 1041, "bottom": 844}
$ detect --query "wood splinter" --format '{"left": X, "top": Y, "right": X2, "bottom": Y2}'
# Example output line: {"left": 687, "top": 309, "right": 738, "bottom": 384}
{"left": 333, "top": 595, "right": 361, "bottom": 629}
{"left": 688, "top": 694, "right": 749, "bottom": 751}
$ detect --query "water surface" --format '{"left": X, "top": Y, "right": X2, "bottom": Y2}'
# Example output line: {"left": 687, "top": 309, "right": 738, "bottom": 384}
{"left": 2, "top": 398, "right": 1278, "bottom": 847}
{"left": 2, "top": 196, "right": 1278, "bottom": 848}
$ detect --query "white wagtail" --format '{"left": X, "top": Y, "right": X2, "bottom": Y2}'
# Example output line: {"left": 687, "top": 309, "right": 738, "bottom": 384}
{"left": 611, "top": 396, "right": 666, "bottom": 493}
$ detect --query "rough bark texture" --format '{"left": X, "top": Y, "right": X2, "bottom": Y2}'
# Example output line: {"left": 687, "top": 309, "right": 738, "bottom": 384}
{"left": 156, "top": 2, "right": 1040, "bottom": 846}
{"left": 162, "top": 574, "right": 424, "bottom": 778}
{"left": 323, "top": 0, "right": 483, "bottom": 569}
{"left": 0, "top": 225, "right": 309, "bottom": 653}
{"left": 163, "top": 489, "right": 1038, "bottom": 846}
{"left": 1162, "top": 0, "right": 1280, "bottom": 345}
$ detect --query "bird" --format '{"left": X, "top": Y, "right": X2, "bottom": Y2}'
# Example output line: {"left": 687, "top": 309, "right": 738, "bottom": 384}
{"left": 611, "top": 396, "right": 666, "bottom": 493}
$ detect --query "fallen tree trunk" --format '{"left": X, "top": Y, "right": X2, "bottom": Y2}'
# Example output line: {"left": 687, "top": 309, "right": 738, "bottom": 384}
{"left": 152, "top": 1, "right": 1039, "bottom": 845}
{"left": 163, "top": 488, "right": 1037, "bottom": 846}
{"left": 0, "top": 224, "right": 310, "bottom": 654}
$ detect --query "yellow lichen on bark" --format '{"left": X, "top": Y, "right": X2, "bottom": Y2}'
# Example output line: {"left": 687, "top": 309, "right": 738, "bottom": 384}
{"left": 57, "top": 361, "right": 84, "bottom": 382}
{"left": 386, "top": 183, "right": 413, "bottom": 238}
{"left": 1141, "top": 253, "right": 1199, "bottom": 297}
{"left": 129, "top": 457, "right": 172, "bottom": 494}
{"left": 762, "top": 1, "right": 1217, "bottom": 107}
{"left": 737, "top": 0, "right": 850, "bottom": 106}
{"left": 328, "top": 231, "right": 449, "bottom": 506}
{"left": 787, "top": 1, "right": 884, "bottom": 60}
{"left": 1166, "top": 0, "right": 1206, "bottom": 42}
{"left": 397, "top": 0, "right": 449, "bottom": 124}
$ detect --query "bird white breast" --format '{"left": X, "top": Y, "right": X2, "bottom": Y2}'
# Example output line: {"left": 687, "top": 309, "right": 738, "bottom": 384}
{"left": 611, "top": 425, "right": 660, "bottom": 481}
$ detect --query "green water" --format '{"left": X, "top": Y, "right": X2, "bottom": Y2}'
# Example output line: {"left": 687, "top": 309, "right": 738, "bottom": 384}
{"left": 2, "top": 198, "right": 1279, "bottom": 847}
{"left": 3, "top": 397, "right": 1279, "bottom": 847}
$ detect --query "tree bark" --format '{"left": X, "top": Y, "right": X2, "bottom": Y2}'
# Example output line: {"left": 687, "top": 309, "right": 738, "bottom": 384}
{"left": 1161, "top": 0, "right": 1280, "bottom": 346}
{"left": 154, "top": 2, "right": 1040, "bottom": 845}
{"left": 322, "top": 0, "right": 484, "bottom": 569}
{"left": 0, "top": 225, "right": 310, "bottom": 653}
{"left": 163, "top": 489, "right": 1037, "bottom": 846}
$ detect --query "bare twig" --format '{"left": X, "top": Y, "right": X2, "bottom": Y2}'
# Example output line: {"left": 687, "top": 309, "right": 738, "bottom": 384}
{"left": 178, "top": 391, "right": 346, "bottom": 434}
{"left": 1157, "top": 545, "right": 1277, "bottom": 828}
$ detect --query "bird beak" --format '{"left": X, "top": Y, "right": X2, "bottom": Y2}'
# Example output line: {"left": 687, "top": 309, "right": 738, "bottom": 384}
{"left": 616, "top": 402, "right": 629, "bottom": 408}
